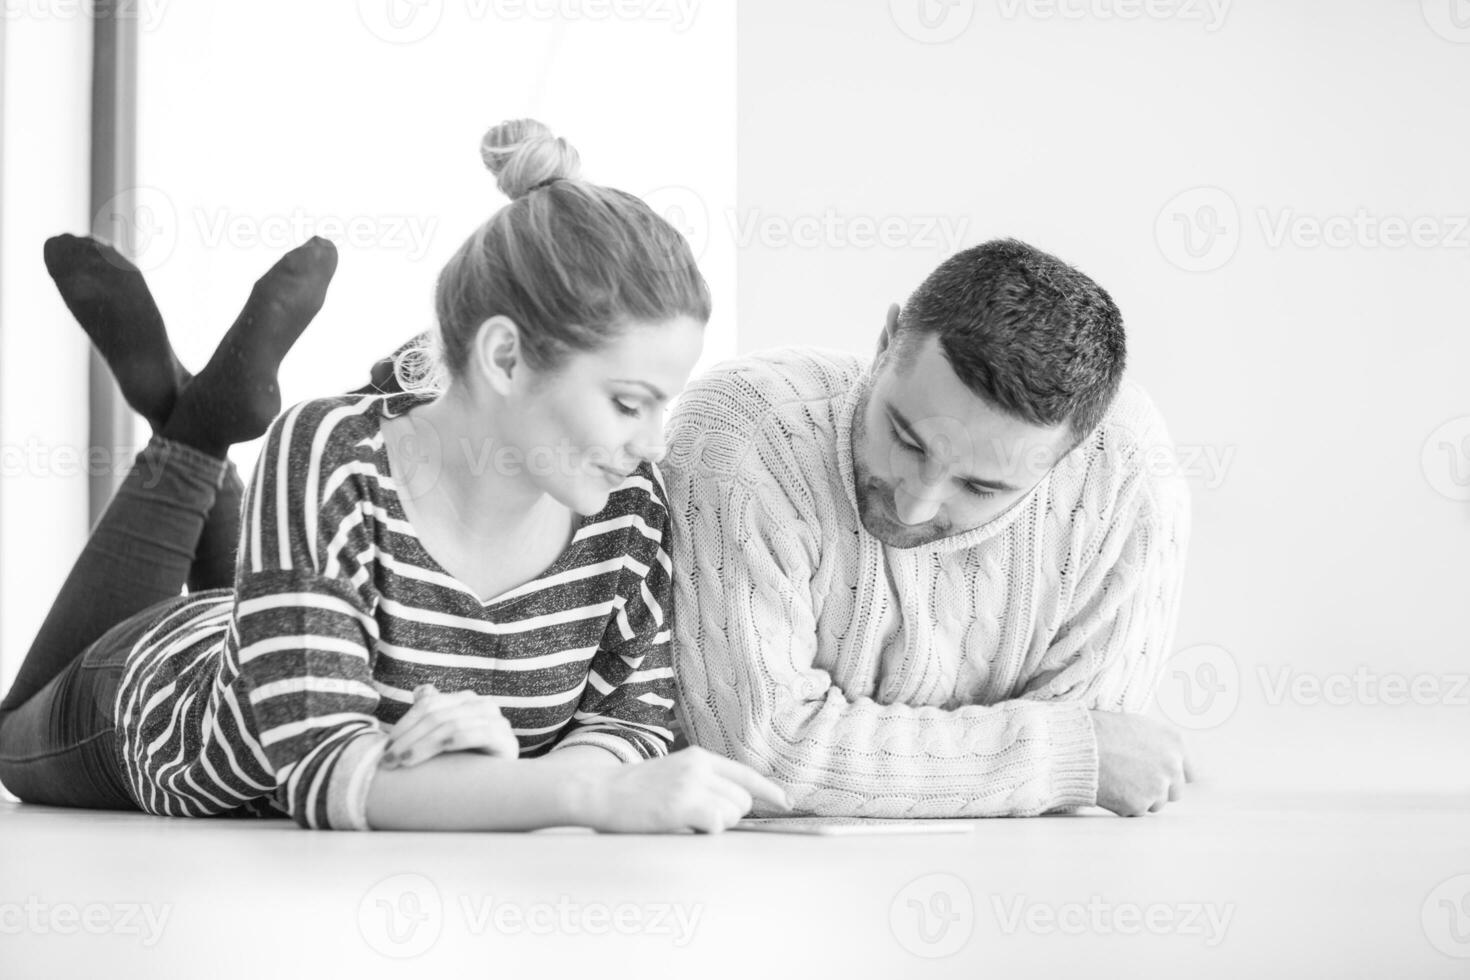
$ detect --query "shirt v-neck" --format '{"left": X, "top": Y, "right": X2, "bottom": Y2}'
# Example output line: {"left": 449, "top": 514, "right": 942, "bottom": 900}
{"left": 373, "top": 390, "right": 594, "bottom": 610}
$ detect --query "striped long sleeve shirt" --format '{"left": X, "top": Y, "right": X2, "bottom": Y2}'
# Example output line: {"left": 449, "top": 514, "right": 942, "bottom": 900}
{"left": 112, "top": 392, "right": 677, "bottom": 830}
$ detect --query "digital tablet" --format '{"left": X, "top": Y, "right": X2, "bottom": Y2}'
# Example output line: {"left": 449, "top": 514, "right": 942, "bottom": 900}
{"left": 732, "top": 817, "right": 977, "bottom": 836}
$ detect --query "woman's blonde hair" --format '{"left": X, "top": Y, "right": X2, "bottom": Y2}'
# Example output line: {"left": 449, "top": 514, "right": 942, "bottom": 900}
{"left": 396, "top": 119, "right": 710, "bottom": 392}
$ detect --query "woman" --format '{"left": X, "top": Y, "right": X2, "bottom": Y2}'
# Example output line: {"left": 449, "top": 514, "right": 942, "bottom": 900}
{"left": 0, "top": 119, "right": 787, "bottom": 832}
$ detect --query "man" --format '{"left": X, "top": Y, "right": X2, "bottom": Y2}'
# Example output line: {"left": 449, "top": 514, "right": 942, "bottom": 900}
{"left": 662, "top": 238, "right": 1193, "bottom": 818}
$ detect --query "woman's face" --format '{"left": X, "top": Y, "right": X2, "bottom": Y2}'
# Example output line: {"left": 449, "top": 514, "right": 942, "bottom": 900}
{"left": 498, "top": 315, "right": 706, "bottom": 515}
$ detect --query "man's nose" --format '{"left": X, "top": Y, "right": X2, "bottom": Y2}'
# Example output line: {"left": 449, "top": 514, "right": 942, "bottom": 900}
{"left": 892, "top": 477, "right": 945, "bottom": 526}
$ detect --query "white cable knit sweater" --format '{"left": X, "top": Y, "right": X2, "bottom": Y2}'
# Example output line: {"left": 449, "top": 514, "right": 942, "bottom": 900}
{"left": 663, "top": 347, "right": 1191, "bottom": 817}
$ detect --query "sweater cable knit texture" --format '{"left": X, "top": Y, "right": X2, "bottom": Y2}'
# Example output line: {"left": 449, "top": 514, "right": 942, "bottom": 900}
{"left": 663, "top": 347, "right": 1191, "bottom": 817}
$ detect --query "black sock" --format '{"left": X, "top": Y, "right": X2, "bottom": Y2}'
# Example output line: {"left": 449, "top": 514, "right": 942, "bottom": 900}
{"left": 161, "top": 237, "right": 339, "bottom": 458}
{"left": 43, "top": 234, "right": 189, "bottom": 431}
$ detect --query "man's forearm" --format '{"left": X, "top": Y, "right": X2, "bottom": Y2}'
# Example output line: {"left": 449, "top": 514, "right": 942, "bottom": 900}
{"left": 684, "top": 691, "right": 1101, "bottom": 818}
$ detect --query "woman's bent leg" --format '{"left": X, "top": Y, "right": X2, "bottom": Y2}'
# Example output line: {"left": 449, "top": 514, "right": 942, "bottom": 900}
{"left": 187, "top": 461, "right": 244, "bottom": 593}
{"left": 0, "top": 606, "right": 171, "bottom": 809}
{"left": 1, "top": 236, "right": 337, "bottom": 804}
{"left": 0, "top": 437, "right": 225, "bottom": 717}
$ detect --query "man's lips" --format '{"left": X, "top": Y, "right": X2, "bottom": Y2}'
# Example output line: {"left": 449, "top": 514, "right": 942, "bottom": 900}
{"left": 867, "top": 482, "right": 950, "bottom": 535}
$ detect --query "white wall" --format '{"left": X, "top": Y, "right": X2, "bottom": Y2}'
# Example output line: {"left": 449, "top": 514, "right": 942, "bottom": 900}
{"left": 134, "top": 0, "right": 736, "bottom": 479}
{"left": 736, "top": 0, "right": 1470, "bottom": 795}
{"left": 0, "top": 11, "right": 92, "bottom": 699}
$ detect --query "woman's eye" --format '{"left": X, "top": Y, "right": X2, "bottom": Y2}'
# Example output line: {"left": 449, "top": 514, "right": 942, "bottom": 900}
{"left": 964, "top": 484, "right": 998, "bottom": 499}
{"left": 614, "top": 399, "right": 642, "bottom": 419}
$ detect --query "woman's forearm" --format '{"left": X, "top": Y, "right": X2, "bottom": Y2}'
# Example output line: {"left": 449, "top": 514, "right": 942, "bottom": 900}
{"left": 363, "top": 746, "right": 620, "bottom": 831}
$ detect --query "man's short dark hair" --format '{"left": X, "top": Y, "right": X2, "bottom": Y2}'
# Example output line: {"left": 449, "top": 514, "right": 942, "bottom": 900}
{"left": 894, "top": 238, "right": 1126, "bottom": 446}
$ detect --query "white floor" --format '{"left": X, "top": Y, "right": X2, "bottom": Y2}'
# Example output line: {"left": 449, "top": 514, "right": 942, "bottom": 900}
{"left": 1, "top": 785, "right": 1467, "bottom": 979}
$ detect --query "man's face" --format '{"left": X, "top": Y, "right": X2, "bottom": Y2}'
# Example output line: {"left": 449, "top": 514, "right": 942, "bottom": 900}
{"left": 852, "top": 329, "right": 1075, "bottom": 548}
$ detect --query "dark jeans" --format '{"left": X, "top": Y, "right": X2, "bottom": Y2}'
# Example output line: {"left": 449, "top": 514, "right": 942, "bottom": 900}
{"left": 0, "top": 438, "right": 235, "bottom": 808}
{"left": 0, "top": 354, "right": 409, "bottom": 810}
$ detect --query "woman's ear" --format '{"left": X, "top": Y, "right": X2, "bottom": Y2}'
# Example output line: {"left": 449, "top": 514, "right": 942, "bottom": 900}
{"left": 469, "top": 315, "right": 521, "bottom": 395}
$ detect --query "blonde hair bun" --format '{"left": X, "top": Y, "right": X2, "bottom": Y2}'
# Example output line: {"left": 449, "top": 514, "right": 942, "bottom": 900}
{"left": 480, "top": 118, "right": 582, "bottom": 200}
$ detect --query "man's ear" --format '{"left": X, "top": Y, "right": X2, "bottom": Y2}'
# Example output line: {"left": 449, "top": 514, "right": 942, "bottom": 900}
{"left": 469, "top": 315, "right": 521, "bottom": 396}
{"left": 874, "top": 302, "right": 902, "bottom": 362}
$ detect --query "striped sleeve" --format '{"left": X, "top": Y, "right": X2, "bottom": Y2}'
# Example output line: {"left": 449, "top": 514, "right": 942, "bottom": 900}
{"left": 550, "top": 463, "right": 678, "bottom": 763}
{"left": 228, "top": 398, "right": 389, "bottom": 830}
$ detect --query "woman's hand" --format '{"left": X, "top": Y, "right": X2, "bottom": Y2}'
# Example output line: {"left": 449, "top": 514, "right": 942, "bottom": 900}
{"left": 383, "top": 684, "right": 519, "bottom": 768}
{"left": 574, "top": 746, "right": 793, "bottom": 833}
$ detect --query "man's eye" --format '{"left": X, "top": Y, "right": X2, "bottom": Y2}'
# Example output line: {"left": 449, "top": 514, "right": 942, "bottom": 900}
{"left": 614, "top": 399, "right": 642, "bottom": 418}
{"left": 889, "top": 423, "right": 922, "bottom": 454}
{"left": 964, "top": 484, "right": 998, "bottom": 499}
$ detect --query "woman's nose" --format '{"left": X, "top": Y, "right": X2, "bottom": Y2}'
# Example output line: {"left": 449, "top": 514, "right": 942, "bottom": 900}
{"left": 632, "top": 414, "right": 669, "bottom": 465}
{"left": 629, "top": 434, "right": 668, "bottom": 466}
{"left": 638, "top": 443, "right": 667, "bottom": 466}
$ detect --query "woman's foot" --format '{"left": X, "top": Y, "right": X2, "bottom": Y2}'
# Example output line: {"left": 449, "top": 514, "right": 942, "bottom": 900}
{"left": 161, "top": 237, "right": 339, "bottom": 457}
{"left": 42, "top": 234, "right": 189, "bottom": 431}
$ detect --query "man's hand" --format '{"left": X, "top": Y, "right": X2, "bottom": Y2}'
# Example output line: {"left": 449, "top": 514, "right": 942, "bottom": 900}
{"left": 1089, "top": 710, "right": 1194, "bottom": 816}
